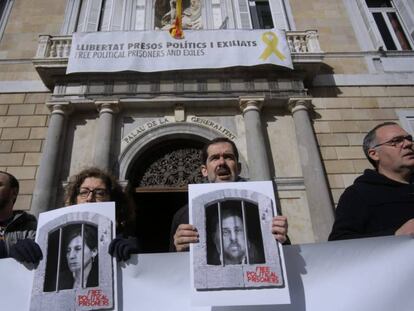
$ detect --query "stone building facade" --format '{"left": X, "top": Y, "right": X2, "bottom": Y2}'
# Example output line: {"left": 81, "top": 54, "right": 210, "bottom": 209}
{"left": 0, "top": 0, "right": 413, "bottom": 250}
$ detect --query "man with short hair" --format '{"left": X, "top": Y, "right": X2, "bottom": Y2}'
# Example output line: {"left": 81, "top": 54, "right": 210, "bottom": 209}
{"left": 329, "top": 122, "right": 414, "bottom": 240}
{"left": 210, "top": 205, "right": 265, "bottom": 265}
{"left": 170, "top": 137, "right": 288, "bottom": 252}
{"left": 216, "top": 209, "right": 246, "bottom": 265}
{"left": 0, "top": 171, "right": 42, "bottom": 263}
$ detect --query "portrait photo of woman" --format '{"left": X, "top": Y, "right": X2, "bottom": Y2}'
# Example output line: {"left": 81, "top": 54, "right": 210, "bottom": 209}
{"left": 61, "top": 224, "right": 98, "bottom": 289}
{"left": 43, "top": 223, "right": 99, "bottom": 291}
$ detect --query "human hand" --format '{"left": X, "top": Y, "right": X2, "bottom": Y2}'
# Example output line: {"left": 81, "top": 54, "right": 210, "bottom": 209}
{"left": 395, "top": 219, "right": 414, "bottom": 237}
{"left": 9, "top": 239, "right": 43, "bottom": 264}
{"left": 108, "top": 237, "right": 139, "bottom": 262}
{"left": 173, "top": 224, "right": 199, "bottom": 252}
{"left": 271, "top": 215, "right": 288, "bottom": 244}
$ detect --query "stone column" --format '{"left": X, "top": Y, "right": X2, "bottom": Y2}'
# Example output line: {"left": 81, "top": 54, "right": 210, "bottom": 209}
{"left": 94, "top": 100, "right": 119, "bottom": 170}
{"left": 289, "top": 98, "right": 334, "bottom": 242}
{"left": 31, "top": 102, "right": 71, "bottom": 217}
{"left": 239, "top": 97, "right": 271, "bottom": 181}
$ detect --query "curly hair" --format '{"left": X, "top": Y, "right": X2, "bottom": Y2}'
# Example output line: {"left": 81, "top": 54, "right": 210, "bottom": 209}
{"left": 64, "top": 167, "right": 136, "bottom": 237}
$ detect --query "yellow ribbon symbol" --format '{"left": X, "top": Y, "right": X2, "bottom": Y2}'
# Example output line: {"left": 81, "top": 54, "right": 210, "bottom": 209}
{"left": 259, "top": 31, "right": 286, "bottom": 61}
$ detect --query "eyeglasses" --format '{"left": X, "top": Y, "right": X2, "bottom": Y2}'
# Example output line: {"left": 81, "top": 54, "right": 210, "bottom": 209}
{"left": 77, "top": 188, "right": 108, "bottom": 200}
{"left": 372, "top": 135, "right": 413, "bottom": 148}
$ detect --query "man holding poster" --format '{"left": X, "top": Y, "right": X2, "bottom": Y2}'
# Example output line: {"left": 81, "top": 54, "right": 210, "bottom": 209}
{"left": 170, "top": 137, "right": 289, "bottom": 252}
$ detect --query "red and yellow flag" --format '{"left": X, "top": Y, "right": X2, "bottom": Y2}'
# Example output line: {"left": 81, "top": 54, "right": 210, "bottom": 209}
{"left": 169, "top": 0, "right": 184, "bottom": 39}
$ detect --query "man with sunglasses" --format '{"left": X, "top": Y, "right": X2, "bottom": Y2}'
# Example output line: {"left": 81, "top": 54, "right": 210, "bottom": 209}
{"left": 329, "top": 122, "right": 414, "bottom": 240}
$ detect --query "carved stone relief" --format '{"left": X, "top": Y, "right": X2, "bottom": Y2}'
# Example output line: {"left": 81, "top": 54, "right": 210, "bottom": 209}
{"left": 155, "top": 0, "right": 203, "bottom": 30}
{"left": 135, "top": 145, "right": 205, "bottom": 188}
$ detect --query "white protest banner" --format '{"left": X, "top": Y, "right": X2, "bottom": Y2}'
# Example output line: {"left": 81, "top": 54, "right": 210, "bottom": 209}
{"left": 67, "top": 29, "right": 293, "bottom": 74}
{"left": 1, "top": 236, "right": 413, "bottom": 311}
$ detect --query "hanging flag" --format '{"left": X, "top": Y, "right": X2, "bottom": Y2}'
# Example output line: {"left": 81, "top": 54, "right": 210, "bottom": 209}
{"left": 169, "top": 0, "right": 184, "bottom": 39}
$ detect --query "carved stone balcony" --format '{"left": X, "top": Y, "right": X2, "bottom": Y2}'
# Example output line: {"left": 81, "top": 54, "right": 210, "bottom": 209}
{"left": 33, "top": 30, "right": 324, "bottom": 89}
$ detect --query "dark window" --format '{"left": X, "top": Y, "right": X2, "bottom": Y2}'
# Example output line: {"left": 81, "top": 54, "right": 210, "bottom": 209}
{"left": 249, "top": 0, "right": 274, "bottom": 29}
{"left": 373, "top": 12, "right": 397, "bottom": 50}
{"left": 0, "top": 1, "right": 6, "bottom": 18}
{"left": 366, "top": 0, "right": 392, "bottom": 8}
{"left": 387, "top": 12, "right": 411, "bottom": 50}
{"left": 365, "top": 0, "right": 412, "bottom": 50}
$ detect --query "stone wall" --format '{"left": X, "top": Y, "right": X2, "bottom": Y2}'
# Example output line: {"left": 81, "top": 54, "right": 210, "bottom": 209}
{"left": 312, "top": 86, "right": 414, "bottom": 205}
{"left": 0, "top": 93, "right": 50, "bottom": 209}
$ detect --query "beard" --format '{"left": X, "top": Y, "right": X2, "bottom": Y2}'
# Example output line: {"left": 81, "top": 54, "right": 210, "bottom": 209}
{"left": 224, "top": 242, "right": 245, "bottom": 261}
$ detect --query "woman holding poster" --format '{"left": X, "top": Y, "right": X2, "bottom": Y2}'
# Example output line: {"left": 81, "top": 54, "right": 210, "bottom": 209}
{"left": 64, "top": 167, "right": 139, "bottom": 261}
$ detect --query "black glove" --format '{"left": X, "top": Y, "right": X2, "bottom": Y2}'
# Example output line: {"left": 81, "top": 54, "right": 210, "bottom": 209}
{"left": 108, "top": 237, "right": 139, "bottom": 262}
{"left": 9, "top": 239, "right": 43, "bottom": 264}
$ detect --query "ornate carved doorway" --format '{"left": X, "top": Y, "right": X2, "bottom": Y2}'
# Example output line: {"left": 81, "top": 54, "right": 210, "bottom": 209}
{"left": 128, "top": 138, "right": 205, "bottom": 253}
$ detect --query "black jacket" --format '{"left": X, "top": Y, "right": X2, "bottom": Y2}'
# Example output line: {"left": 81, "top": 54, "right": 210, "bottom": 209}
{"left": 0, "top": 211, "right": 37, "bottom": 257}
{"left": 169, "top": 204, "right": 188, "bottom": 252}
{"left": 329, "top": 169, "right": 414, "bottom": 241}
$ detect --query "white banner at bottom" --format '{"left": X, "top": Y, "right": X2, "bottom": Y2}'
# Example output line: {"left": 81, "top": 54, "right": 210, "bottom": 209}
{"left": 0, "top": 235, "right": 413, "bottom": 311}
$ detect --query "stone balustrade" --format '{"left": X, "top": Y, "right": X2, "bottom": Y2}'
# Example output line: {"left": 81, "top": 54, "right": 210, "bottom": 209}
{"left": 287, "top": 30, "right": 322, "bottom": 53}
{"left": 36, "top": 35, "right": 72, "bottom": 59}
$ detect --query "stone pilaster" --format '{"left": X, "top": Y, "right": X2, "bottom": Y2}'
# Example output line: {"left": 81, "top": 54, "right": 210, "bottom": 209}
{"left": 31, "top": 102, "right": 71, "bottom": 217}
{"left": 239, "top": 97, "right": 271, "bottom": 181}
{"left": 289, "top": 98, "right": 334, "bottom": 242}
{"left": 94, "top": 100, "right": 119, "bottom": 170}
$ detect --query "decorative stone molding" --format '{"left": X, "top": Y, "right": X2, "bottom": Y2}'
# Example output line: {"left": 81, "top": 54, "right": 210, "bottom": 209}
{"left": 239, "top": 97, "right": 265, "bottom": 114}
{"left": 174, "top": 104, "right": 185, "bottom": 122}
{"left": 46, "top": 101, "right": 72, "bottom": 116}
{"left": 138, "top": 147, "right": 204, "bottom": 188}
{"left": 118, "top": 122, "right": 248, "bottom": 181}
{"left": 95, "top": 100, "right": 120, "bottom": 115}
{"left": 287, "top": 98, "right": 313, "bottom": 114}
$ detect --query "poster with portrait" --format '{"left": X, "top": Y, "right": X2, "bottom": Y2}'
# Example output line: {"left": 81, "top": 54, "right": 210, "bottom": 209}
{"left": 189, "top": 181, "right": 290, "bottom": 306}
{"left": 30, "top": 202, "right": 116, "bottom": 311}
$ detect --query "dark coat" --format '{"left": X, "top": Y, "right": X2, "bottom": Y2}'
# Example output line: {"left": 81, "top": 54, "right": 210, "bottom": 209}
{"left": 329, "top": 169, "right": 414, "bottom": 241}
{"left": 0, "top": 211, "right": 37, "bottom": 257}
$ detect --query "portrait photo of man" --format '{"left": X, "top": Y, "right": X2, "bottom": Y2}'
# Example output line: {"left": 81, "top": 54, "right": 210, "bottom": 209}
{"left": 206, "top": 200, "right": 265, "bottom": 266}
{"left": 190, "top": 181, "right": 286, "bottom": 293}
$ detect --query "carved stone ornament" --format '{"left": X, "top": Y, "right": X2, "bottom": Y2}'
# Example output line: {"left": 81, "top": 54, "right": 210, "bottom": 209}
{"left": 138, "top": 147, "right": 204, "bottom": 187}
{"left": 155, "top": 0, "right": 203, "bottom": 30}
